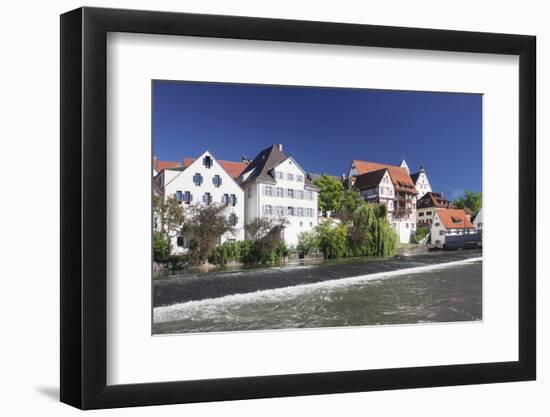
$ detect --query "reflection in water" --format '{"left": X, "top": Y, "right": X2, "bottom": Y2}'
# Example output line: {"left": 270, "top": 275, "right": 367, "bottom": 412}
{"left": 153, "top": 260, "right": 482, "bottom": 334}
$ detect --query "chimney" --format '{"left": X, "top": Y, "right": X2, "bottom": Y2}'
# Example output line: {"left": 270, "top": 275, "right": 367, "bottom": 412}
{"left": 241, "top": 156, "right": 251, "bottom": 165}
{"left": 277, "top": 144, "right": 283, "bottom": 152}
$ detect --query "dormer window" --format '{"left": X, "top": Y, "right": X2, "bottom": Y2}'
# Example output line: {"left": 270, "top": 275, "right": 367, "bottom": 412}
{"left": 193, "top": 173, "right": 203, "bottom": 186}
{"left": 212, "top": 175, "right": 222, "bottom": 187}
{"left": 203, "top": 155, "right": 212, "bottom": 168}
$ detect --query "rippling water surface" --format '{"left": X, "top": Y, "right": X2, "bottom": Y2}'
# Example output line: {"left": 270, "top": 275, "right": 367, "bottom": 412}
{"left": 153, "top": 257, "right": 482, "bottom": 334}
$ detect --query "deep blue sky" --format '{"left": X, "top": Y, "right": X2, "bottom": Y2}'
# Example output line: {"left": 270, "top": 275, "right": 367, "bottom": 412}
{"left": 153, "top": 80, "right": 482, "bottom": 200}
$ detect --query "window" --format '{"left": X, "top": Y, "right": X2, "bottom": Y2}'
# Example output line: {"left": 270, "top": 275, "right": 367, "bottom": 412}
{"left": 203, "top": 155, "right": 212, "bottom": 168}
{"left": 306, "top": 191, "right": 313, "bottom": 200}
{"left": 263, "top": 185, "right": 273, "bottom": 196}
{"left": 276, "top": 171, "right": 284, "bottom": 180}
{"left": 229, "top": 194, "right": 237, "bottom": 206}
{"left": 306, "top": 208, "right": 314, "bottom": 217}
{"left": 287, "top": 173, "right": 294, "bottom": 181}
{"left": 287, "top": 206, "right": 294, "bottom": 216}
{"left": 212, "top": 175, "right": 222, "bottom": 187}
{"left": 297, "top": 190, "right": 304, "bottom": 200}
{"left": 287, "top": 189, "right": 294, "bottom": 198}
{"left": 296, "top": 175, "right": 303, "bottom": 182}
{"left": 276, "top": 187, "right": 283, "bottom": 197}
{"left": 310, "top": 222, "right": 313, "bottom": 227}
{"left": 175, "top": 190, "right": 183, "bottom": 202}
{"left": 222, "top": 194, "right": 229, "bottom": 205}
{"left": 299, "top": 221, "right": 303, "bottom": 226}
{"left": 228, "top": 213, "right": 238, "bottom": 226}
{"left": 297, "top": 207, "right": 304, "bottom": 217}
{"left": 434, "top": 222, "right": 440, "bottom": 227}
{"left": 183, "top": 191, "right": 192, "bottom": 204}
{"left": 426, "top": 211, "right": 432, "bottom": 215}
{"left": 419, "top": 212, "right": 424, "bottom": 217}
{"left": 193, "top": 173, "right": 203, "bottom": 186}
{"left": 276, "top": 206, "right": 284, "bottom": 216}
{"left": 263, "top": 205, "right": 273, "bottom": 215}
{"left": 439, "top": 230, "right": 445, "bottom": 236}
{"left": 406, "top": 223, "right": 409, "bottom": 228}
{"left": 203, "top": 192, "right": 212, "bottom": 205}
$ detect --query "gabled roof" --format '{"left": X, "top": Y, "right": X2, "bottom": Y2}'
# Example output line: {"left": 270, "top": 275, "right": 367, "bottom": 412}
{"left": 239, "top": 144, "right": 316, "bottom": 188}
{"left": 436, "top": 208, "right": 474, "bottom": 229}
{"left": 353, "top": 168, "right": 388, "bottom": 190}
{"left": 410, "top": 167, "right": 426, "bottom": 185}
{"left": 417, "top": 191, "right": 450, "bottom": 209}
{"left": 154, "top": 160, "right": 182, "bottom": 172}
{"left": 350, "top": 160, "right": 417, "bottom": 194}
{"left": 183, "top": 157, "right": 248, "bottom": 179}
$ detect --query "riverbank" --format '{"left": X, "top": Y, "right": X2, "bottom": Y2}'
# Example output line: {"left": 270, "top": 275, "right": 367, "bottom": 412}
{"left": 153, "top": 249, "right": 481, "bottom": 307}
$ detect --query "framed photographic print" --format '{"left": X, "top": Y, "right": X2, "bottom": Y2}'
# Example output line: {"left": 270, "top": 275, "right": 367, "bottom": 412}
{"left": 60, "top": 7, "right": 536, "bottom": 409}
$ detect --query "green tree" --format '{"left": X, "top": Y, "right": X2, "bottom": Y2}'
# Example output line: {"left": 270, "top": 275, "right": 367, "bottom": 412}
{"left": 314, "top": 175, "right": 344, "bottom": 216}
{"left": 152, "top": 231, "right": 171, "bottom": 263}
{"left": 339, "top": 189, "right": 365, "bottom": 221}
{"left": 243, "top": 217, "right": 288, "bottom": 264}
{"left": 347, "top": 203, "right": 398, "bottom": 257}
{"left": 453, "top": 191, "right": 482, "bottom": 217}
{"left": 296, "top": 230, "right": 320, "bottom": 258}
{"left": 317, "top": 221, "right": 348, "bottom": 259}
{"left": 183, "top": 204, "right": 235, "bottom": 265}
{"left": 153, "top": 194, "right": 185, "bottom": 239}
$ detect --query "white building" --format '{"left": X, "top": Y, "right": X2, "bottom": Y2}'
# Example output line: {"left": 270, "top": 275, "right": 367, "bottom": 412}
{"left": 238, "top": 144, "right": 319, "bottom": 246}
{"left": 473, "top": 208, "right": 483, "bottom": 231}
{"left": 430, "top": 208, "right": 475, "bottom": 246}
{"left": 410, "top": 166, "right": 432, "bottom": 199}
{"left": 154, "top": 150, "right": 245, "bottom": 253}
{"left": 348, "top": 160, "right": 418, "bottom": 244}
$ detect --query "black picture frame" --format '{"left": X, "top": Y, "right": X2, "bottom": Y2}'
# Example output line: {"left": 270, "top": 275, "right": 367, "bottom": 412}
{"left": 60, "top": 6, "right": 536, "bottom": 410}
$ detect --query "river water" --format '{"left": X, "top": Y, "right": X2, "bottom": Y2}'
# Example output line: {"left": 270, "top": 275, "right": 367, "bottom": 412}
{"left": 153, "top": 250, "right": 482, "bottom": 334}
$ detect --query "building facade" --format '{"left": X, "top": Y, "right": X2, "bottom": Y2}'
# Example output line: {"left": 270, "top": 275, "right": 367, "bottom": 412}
{"left": 410, "top": 166, "right": 432, "bottom": 199}
{"left": 348, "top": 160, "right": 418, "bottom": 244}
{"left": 154, "top": 150, "right": 246, "bottom": 253}
{"left": 239, "top": 144, "right": 319, "bottom": 246}
{"left": 416, "top": 191, "right": 452, "bottom": 226}
{"left": 430, "top": 208, "right": 475, "bottom": 246}
{"left": 473, "top": 208, "right": 483, "bottom": 231}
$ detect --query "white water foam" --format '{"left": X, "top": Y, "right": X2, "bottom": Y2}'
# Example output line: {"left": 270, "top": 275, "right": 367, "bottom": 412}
{"left": 154, "top": 257, "right": 482, "bottom": 323}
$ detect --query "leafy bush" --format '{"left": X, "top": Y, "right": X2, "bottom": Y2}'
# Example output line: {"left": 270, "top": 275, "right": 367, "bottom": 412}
{"left": 412, "top": 226, "right": 429, "bottom": 244}
{"left": 165, "top": 254, "right": 186, "bottom": 271}
{"left": 183, "top": 203, "right": 235, "bottom": 265}
{"left": 317, "top": 221, "right": 348, "bottom": 259}
{"left": 297, "top": 230, "right": 320, "bottom": 258}
{"left": 153, "top": 232, "right": 171, "bottom": 263}
{"left": 208, "top": 241, "right": 241, "bottom": 266}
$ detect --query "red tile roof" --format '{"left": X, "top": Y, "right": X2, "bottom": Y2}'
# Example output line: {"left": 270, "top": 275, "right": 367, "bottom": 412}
{"left": 351, "top": 160, "right": 417, "bottom": 194}
{"left": 155, "top": 160, "right": 182, "bottom": 171}
{"left": 183, "top": 157, "right": 248, "bottom": 179}
{"left": 436, "top": 208, "right": 474, "bottom": 229}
